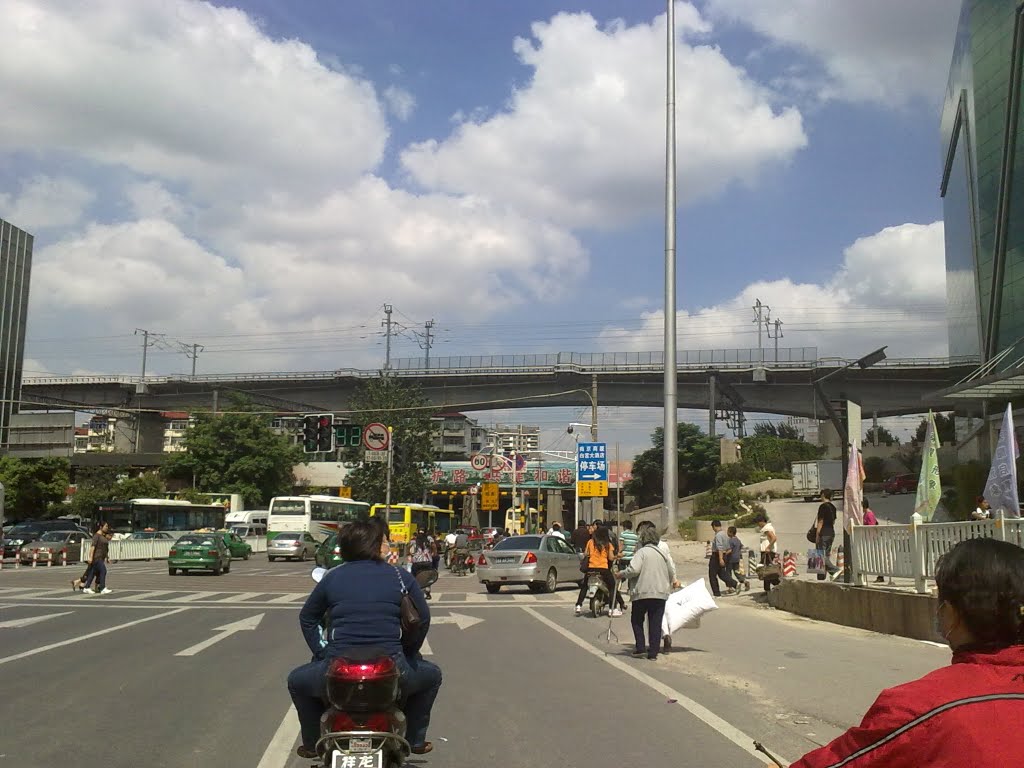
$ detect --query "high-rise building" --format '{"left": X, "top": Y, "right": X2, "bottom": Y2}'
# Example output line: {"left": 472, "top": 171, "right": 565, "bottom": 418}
{"left": 941, "top": 1, "right": 1024, "bottom": 364}
{"left": 0, "top": 218, "right": 33, "bottom": 448}
{"left": 493, "top": 424, "right": 541, "bottom": 455}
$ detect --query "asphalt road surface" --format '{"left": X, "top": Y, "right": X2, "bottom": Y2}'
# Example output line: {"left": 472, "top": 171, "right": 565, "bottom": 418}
{"left": 0, "top": 551, "right": 948, "bottom": 767}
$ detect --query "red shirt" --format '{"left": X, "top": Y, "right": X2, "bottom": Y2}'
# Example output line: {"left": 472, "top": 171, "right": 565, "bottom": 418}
{"left": 791, "top": 645, "right": 1024, "bottom": 767}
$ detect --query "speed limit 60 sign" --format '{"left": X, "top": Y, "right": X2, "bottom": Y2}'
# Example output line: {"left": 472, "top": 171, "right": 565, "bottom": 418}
{"left": 362, "top": 423, "right": 390, "bottom": 451}
{"left": 470, "top": 454, "right": 489, "bottom": 471}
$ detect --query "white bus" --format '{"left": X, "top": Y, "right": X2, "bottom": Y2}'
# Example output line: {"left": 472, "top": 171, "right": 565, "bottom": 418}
{"left": 267, "top": 496, "right": 371, "bottom": 542}
{"left": 224, "top": 510, "right": 268, "bottom": 538}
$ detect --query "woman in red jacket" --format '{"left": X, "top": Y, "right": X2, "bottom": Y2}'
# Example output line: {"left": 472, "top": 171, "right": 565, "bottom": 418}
{"left": 792, "top": 536, "right": 1024, "bottom": 767}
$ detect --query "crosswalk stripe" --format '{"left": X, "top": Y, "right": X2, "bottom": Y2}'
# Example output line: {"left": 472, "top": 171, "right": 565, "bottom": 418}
{"left": 421, "top": 639, "right": 433, "bottom": 656}
{"left": 169, "top": 592, "right": 222, "bottom": 602}
{"left": 113, "top": 590, "right": 175, "bottom": 601}
{"left": 265, "top": 593, "right": 306, "bottom": 603}
{"left": 213, "top": 592, "right": 264, "bottom": 603}
{"left": 16, "top": 588, "right": 79, "bottom": 598}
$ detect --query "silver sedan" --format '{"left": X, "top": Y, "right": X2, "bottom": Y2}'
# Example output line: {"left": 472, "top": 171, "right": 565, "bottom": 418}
{"left": 268, "top": 532, "right": 319, "bottom": 561}
{"left": 477, "top": 534, "right": 582, "bottom": 594}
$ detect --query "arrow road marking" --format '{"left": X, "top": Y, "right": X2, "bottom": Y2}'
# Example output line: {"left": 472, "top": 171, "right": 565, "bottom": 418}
{"left": 0, "top": 612, "right": 73, "bottom": 629}
{"left": 432, "top": 612, "right": 483, "bottom": 630}
{"left": 175, "top": 613, "right": 264, "bottom": 657}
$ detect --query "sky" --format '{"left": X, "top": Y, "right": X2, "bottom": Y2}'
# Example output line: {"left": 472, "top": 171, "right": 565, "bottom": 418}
{"left": 1, "top": 0, "right": 964, "bottom": 456}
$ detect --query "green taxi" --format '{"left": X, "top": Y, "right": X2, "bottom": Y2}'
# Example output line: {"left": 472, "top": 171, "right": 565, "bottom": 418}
{"left": 315, "top": 532, "right": 343, "bottom": 569}
{"left": 218, "top": 530, "right": 253, "bottom": 560}
{"left": 168, "top": 533, "right": 232, "bottom": 576}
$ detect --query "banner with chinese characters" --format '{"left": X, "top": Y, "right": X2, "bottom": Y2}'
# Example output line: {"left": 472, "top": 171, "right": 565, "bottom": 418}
{"left": 425, "top": 461, "right": 576, "bottom": 489}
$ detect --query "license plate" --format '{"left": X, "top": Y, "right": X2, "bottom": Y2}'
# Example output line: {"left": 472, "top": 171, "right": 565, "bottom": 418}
{"left": 496, "top": 557, "right": 515, "bottom": 564}
{"left": 332, "top": 747, "right": 383, "bottom": 767}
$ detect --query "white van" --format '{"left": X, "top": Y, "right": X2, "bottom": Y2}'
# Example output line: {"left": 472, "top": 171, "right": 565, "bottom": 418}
{"left": 224, "top": 510, "right": 268, "bottom": 538}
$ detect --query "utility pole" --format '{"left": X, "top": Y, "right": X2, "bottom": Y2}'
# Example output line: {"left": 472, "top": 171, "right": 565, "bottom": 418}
{"left": 590, "top": 374, "right": 599, "bottom": 442}
{"left": 134, "top": 328, "right": 152, "bottom": 452}
{"left": 767, "top": 318, "right": 784, "bottom": 363}
{"left": 752, "top": 299, "right": 771, "bottom": 365}
{"left": 615, "top": 442, "right": 622, "bottom": 531}
{"left": 382, "top": 304, "right": 394, "bottom": 372}
{"left": 663, "top": 0, "right": 679, "bottom": 535}
{"left": 187, "top": 343, "right": 204, "bottom": 377}
{"left": 423, "top": 319, "right": 435, "bottom": 369}
{"left": 708, "top": 373, "right": 717, "bottom": 437}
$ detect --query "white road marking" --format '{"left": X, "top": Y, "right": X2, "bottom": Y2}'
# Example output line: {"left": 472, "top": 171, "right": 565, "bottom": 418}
{"left": 522, "top": 607, "right": 791, "bottom": 766}
{"left": 918, "top": 639, "right": 947, "bottom": 648}
{"left": 433, "top": 613, "right": 484, "bottom": 630}
{"left": 170, "top": 591, "right": 223, "bottom": 602}
{"left": 265, "top": 593, "right": 306, "bottom": 603}
{"left": 0, "top": 608, "right": 190, "bottom": 666}
{"left": 3, "top": 588, "right": 77, "bottom": 598}
{"left": 213, "top": 592, "right": 264, "bottom": 603}
{"left": 0, "top": 611, "right": 74, "bottom": 628}
{"left": 175, "top": 613, "right": 265, "bottom": 656}
{"left": 256, "top": 705, "right": 300, "bottom": 768}
{"left": 113, "top": 590, "right": 175, "bottom": 601}
{"left": 421, "top": 638, "right": 433, "bottom": 656}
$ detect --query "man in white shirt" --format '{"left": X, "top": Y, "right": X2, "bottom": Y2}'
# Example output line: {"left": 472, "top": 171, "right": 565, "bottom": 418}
{"left": 547, "top": 522, "right": 566, "bottom": 540}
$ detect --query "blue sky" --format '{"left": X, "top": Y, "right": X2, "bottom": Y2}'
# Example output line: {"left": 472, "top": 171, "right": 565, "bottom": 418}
{"left": 0, "top": 0, "right": 963, "bottom": 453}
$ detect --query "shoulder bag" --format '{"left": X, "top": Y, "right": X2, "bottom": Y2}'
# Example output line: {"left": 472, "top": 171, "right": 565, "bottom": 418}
{"left": 806, "top": 525, "right": 818, "bottom": 544}
{"left": 393, "top": 566, "right": 422, "bottom": 635}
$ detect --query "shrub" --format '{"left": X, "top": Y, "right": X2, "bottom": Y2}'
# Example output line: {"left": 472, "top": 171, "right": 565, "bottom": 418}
{"left": 951, "top": 461, "right": 989, "bottom": 520}
{"left": 863, "top": 456, "right": 886, "bottom": 483}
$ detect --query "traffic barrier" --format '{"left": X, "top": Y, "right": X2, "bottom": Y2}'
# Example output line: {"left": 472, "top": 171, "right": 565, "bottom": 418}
{"left": 782, "top": 551, "right": 798, "bottom": 578}
{"left": 61, "top": 550, "right": 68, "bottom": 567}
{"left": 835, "top": 547, "right": 845, "bottom": 575}
{"left": 31, "top": 551, "right": 38, "bottom": 568}
{"left": 746, "top": 549, "right": 759, "bottom": 578}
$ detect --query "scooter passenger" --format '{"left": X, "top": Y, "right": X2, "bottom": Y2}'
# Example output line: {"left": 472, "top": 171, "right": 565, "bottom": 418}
{"left": 575, "top": 526, "right": 625, "bottom": 617}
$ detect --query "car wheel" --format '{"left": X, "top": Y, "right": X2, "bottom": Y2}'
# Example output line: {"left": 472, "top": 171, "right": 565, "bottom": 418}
{"left": 168, "top": 567, "right": 176, "bottom": 576}
{"left": 268, "top": 556, "right": 276, "bottom": 562}
{"left": 299, "top": 549, "right": 308, "bottom": 561}
{"left": 486, "top": 583, "right": 502, "bottom": 594}
{"left": 212, "top": 563, "right": 222, "bottom": 576}
{"left": 224, "top": 561, "right": 231, "bottom": 574}
{"left": 243, "top": 551, "right": 250, "bottom": 561}
{"left": 544, "top": 568, "right": 557, "bottom": 594}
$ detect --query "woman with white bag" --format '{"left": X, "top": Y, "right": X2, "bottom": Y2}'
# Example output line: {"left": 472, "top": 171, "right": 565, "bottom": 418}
{"left": 617, "top": 525, "right": 680, "bottom": 660}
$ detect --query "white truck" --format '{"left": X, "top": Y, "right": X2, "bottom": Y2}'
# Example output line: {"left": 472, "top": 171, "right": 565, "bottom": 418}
{"left": 792, "top": 460, "right": 843, "bottom": 501}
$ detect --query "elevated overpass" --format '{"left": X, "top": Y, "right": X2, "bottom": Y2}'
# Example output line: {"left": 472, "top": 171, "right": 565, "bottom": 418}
{"left": 21, "top": 348, "right": 979, "bottom": 422}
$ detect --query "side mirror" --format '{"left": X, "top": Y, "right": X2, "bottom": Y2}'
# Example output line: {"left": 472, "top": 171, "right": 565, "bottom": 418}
{"left": 311, "top": 566, "right": 327, "bottom": 583}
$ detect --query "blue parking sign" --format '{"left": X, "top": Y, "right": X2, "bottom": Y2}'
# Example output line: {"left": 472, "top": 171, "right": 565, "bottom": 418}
{"left": 576, "top": 442, "right": 608, "bottom": 481}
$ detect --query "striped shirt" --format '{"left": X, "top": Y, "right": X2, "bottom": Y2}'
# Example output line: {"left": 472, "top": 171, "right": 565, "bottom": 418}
{"left": 619, "top": 530, "right": 639, "bottom": 560}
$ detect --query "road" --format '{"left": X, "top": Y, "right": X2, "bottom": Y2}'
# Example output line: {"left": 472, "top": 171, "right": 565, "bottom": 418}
{"left": 0, "top": 550, "right": 948, "bottom": 767}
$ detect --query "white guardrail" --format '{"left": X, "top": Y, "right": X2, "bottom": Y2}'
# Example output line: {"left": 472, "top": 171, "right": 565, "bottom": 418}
{"left": 77, "top": 536, "right": 267, "bottom": 562}
{"left": 850, "top": 513, "right": 1024, "bottom": 593}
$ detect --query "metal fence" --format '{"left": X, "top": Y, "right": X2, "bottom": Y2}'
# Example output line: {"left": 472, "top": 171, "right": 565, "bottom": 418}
{"left": 851, "top": 514, "right": 1024, "bottom": 593}
{"left": 77, "top": 536, "right": 266, "bottom": 562}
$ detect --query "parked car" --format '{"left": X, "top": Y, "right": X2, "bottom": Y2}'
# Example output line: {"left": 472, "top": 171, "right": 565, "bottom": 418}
{"left": 217, "top": 530, "right": 252, "bottom": 560}
{"left": 315, "top": 532, "right": 343, "bottom": 569}
{"left": 884, "top": 474, "right": 919, "bottom": 495}
{"left": 2, "top": 520, "right": 84, "bottom": 558}
{"left": 168, "top": 533, "right": 232, "bottom": 575}
{"left": 268, "top": 532, "right": 318, "bottom": 562}
{"left": 19, "top": 530, "right": 90, "bottom": 565}
{"left": 476, "top": 534, "right": 583, "bottom": 594}
{"left": 127, "top": 531, "right": 175, "bottom": 540}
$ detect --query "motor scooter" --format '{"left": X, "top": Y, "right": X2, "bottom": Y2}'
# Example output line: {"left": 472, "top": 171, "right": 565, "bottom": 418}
{"left": 309, "top": 567, "right": 411, "bottom": 768}
{"left": 584, "top": 571, "right": 611, "bottom": 617}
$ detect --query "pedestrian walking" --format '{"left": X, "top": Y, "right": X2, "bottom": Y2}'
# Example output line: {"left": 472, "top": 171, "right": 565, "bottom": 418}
{"left": 708, "top": 520, "right": 737, "bottom": 597}
{"left": 754, "top": 512, "right": 780, "bottom": 593}
{"left": 617, "top": 524, "right": 679, "bottom": 660}
{"left": 862, "top": 498, "right": 886, "bottom": 582}
{"left": 972, "top": 496, "right": 992, "bottom": 520}
{"left": 547, "top": 522, "right": 566, "bottom": 540}
{"left": 814, "top": 490, "right": 840, "bottom": 581}
{"left": 727, "top": 526, "right": 750, "bottom": 591}
{"left": 617, "top": 520, "right": 638, "bottom": 568}
{"left": 80, "top": 522, "right": 113, "bottom": 595}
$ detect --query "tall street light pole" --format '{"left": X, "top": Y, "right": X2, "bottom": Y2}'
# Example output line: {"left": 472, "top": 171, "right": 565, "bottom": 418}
{"left": 663, "top": 0, "right": 679, "bottom": 534}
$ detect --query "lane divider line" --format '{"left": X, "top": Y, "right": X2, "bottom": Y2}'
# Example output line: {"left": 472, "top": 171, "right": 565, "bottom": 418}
{"left": 522, "top": 607, "right": 790, "bottom": 766}
{"left": 256, "top": 705, "right": 300, "bottom": 768}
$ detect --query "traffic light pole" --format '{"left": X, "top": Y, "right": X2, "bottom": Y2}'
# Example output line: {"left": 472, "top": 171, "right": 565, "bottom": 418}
{"left": 384, "top": 427, "right": 394, "bottom": 513}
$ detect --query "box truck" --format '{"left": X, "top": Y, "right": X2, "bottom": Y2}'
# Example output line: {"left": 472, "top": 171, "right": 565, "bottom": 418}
{"left": 792, "top": 460, "right": 843, "bottom": 501}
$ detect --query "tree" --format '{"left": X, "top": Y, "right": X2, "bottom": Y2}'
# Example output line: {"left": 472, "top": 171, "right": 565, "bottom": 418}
{"left": 865, "top": 426, "right": 899, "bottom": 446}
{"left": 68, "top": 468, "right": 168, "bottom": 519}
{"left": 753, "top": 422, "right": 778, "bottom": 438}
{"left": 342, "top": 377, "right": 436, "bottom": 504}
{"left": 738, "top": 436, "right": 821, "bottom": 474}
{"left": 624, "top": 423, "right": 718, "bottom": 508}
{"left": 914, "top": 413, "right": 956, "bottom": 445}
{"left": 0, "top": 456, "right": 70, "bottom": 520}
{"left": 863, "top": 456, "right": 887, "bottom": 483}
{"left": 162, "top": 398, "right": 305, "bottom": 508}
{"left": 752, "top": 421, "right": 802, "bottom": 441}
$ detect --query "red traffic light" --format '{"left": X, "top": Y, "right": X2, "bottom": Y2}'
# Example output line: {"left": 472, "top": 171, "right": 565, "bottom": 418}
{"left": 319, "top": 416, "right": 332, "bottom": 428}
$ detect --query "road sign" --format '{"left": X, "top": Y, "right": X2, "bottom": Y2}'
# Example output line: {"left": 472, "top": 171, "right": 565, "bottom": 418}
{"left": 339, "top": 486, "right": 352, "bottom": 498}
{"left": 577, "top": 480, "right": 609, "bottom": 497}
{"left": 468, "top": 485, "right": 479, "bottom": 495}
{"left": 362, "top": 423, "right": 390, "bottom": 451}
{"left": 576, "top": 442, "right": 608, "bottom": 481}
{"left": 470, "top": 453, "right": 490, "bottom": 471}
{"left": 364, "top": 451, "right": 388, "bottom": 463}
{"left": 480, "top": 482, "right": 499, "bottom": 511}
{"left": 514, "top": 453, "right": 526, "bottom": 471}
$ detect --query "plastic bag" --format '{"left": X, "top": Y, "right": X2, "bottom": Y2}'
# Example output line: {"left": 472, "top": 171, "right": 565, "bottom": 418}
{"left": 806, "top": 548, "right": 826, "bottom": 575}
{"left": 662, "top": 578, "right": 719, "bottom": 635}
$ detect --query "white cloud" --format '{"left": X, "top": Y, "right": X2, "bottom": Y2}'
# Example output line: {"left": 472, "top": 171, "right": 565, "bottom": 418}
{"left": 0, "top": 175, "right": 94, "bottom": 230}
{"left": 123, "top": 181, "right": 188, "bottom": 223}
{"left": 601, "top": 222, "right": 948, "bottom": 359}
{"left": 383, "top": 85, "right": 416, "bottom": 121}
{"left": 706, "top": 0, "right": 962, "bottom": 106}
{"left": 401, "top": 6, "right": 807, "bottom": 228}
{"left": 0, "top": 0, "right": 388, "bottom": 199}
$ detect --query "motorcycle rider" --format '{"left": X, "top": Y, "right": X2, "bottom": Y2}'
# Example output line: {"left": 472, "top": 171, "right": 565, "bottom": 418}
{"left": 575, "top": 525, "right": 625, "bottom": 617}
{"left": 792, "top": 537, "right": 1024, "bottom": 767}
{"left": 288, "top": 521, "right": 442, "bottom": 760}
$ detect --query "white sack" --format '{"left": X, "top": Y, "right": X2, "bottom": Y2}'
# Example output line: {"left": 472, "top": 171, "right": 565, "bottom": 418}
{"left": 662, "top": 578, "right": 718, "bottom": 635}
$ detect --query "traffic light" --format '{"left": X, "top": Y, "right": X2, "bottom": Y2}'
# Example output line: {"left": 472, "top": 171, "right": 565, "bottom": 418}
{"left": 317, "top": 414, "right": 335, "bottom": 452}
{"left": 302, "top": 415, "right": 319, "bottom": 453}
{"left": 333, "top": 424, "right": 363, "bottom": 448}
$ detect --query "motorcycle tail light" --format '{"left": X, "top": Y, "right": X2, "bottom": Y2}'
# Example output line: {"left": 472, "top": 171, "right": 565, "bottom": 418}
{"left": 326, "top": 656, "right": 400, "bottom": 711}
{"left": 524, "top": 552, "right": 538, "bottom": 564}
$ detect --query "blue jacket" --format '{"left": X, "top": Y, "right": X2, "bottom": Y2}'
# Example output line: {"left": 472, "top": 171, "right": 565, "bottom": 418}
{"left": 299, "top": 559, "right": 430, "bottom": 659}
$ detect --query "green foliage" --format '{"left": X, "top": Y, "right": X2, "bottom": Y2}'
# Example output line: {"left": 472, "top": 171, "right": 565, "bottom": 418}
{"left": 865, "top": 426, "right": 899, "bottom": 446}
{"left": 863, "top": 456, "right": 887, "bottom": 483}
{"left": 914, "top": 413, "right": 956, "bottom": 445}
{"left": 172, "top": 487, "right": 208, "bottom": 504}
{"left": 69, "top": 468, "right": 167, "bottom": 518}
{"left": 341, "top": 377, "right": 436, "bottom": 504}
{"left": 950, "top": 461, "right": 989, "bottom": 521}
{"left": 753, "top": 421, "right": 801, "bottom": 440}
{"left": 715, "top": 462, "right": 777, "bottom": 486}
{"left": 738, "top": 436, "right": 821, "bottom": 474}
{"left": 161, "top": 397, "right": 305, "bottom": 508}
{"left": 694, "top": 481, "right": 759, "bottom": 516}
{"left": 0, "top": 456, "right": 70, "bottom": 520}
{"left": 624, "top": 422, "right": 718, "bottom": 508}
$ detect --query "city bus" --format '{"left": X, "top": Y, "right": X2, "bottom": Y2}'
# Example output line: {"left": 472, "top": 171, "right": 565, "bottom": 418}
{"left": 505, "top": 506, "right": 540, "bottom": 535}
{"left": 267, "top": 496, "right": 371, "bottom": 542}
{"left": 95, "top": 499, "right": 227, "bottom": 537}
{"left": 369, "top": 503, "right": 453, "bottom": 544}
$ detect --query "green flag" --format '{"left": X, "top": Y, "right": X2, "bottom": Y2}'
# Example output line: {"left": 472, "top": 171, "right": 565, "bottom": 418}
{"left": 914, "top": 411, "right": 942, "bottom": 521}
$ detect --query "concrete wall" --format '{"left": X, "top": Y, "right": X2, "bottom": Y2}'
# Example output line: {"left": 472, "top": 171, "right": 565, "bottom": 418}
{"left": 768, "top": 579, "right": 942, "bottom": 643}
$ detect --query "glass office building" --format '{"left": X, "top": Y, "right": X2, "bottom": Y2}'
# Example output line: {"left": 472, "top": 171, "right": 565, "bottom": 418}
{"left": 0, "top": 218, "right": 33, "bottom": 448}
{"left": 941, "top": 0, "right": 1024, "bottom": 364}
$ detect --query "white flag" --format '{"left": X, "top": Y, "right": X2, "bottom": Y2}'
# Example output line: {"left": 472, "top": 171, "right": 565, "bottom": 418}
{"left": 983, "top": 404, "right": 1020, "bottom": 518}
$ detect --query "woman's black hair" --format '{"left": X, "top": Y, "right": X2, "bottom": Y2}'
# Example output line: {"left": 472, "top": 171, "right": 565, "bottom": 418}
{"left": 415, "top": 530, "right": 428, "bottom": 549}
{"left": 592, "top": 525, "right": 612, "bottom": 554}
{"left": 753, "top": 511, "right": 768, "bottom": 524}
{"left": 935, "top": 538, "right": 1024, "bottom": 648}
{"left": 368, "top": 515, "right": 390, "bottom": 542}
{"left": 338, "top": 521, "right": 384, "bottom": 562}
